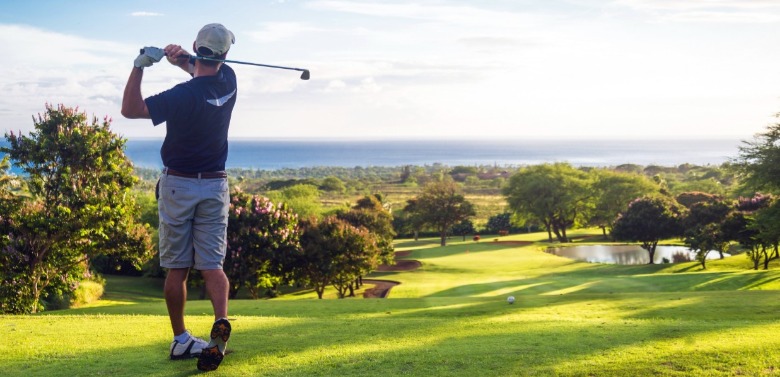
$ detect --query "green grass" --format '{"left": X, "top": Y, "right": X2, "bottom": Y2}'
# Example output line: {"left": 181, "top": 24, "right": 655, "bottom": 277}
{"left": 3, "top": 229, "right": 780, "bottom": 376}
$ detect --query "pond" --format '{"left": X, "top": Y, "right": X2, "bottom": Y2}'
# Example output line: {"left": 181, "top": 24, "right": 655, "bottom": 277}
{"left": 545, "top": 245, "right": 728, "bottom": 265}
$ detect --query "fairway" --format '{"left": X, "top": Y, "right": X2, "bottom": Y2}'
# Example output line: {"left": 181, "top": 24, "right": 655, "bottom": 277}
{"left": 3, "top": 230, "right": 780, "bottom": 376}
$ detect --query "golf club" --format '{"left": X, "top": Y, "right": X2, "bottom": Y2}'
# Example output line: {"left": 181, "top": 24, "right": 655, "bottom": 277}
{"left": 140, "top": 48, "right": 310, "bottom": 80}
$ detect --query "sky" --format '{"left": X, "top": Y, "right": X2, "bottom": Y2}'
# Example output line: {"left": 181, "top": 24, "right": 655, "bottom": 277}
{"left": 1, "top": 0, "right": 779, "bottom": 141}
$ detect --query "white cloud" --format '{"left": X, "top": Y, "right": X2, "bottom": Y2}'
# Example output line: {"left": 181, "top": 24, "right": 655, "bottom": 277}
{"left": 131, "top": 11, "right": 163, "bottom": 17}
{"left": 615, "top": 0, "right": 780, "bottom": 11}
{"left": 663, "top": 11, "right": 780, "bottom": 23}
{"left": 0, "top": 24, "right": 177, "bottom": 137}
{"left": 306, "top": 0, "right": 517, "bottom": 24}
{"left": 354, "top": 77, "right": 381, "bottom": 93}
{"left": 246, "top": 22, "right": 320, "bottom": 43}
{"left": 614, "top": 0, "right": 780, "bottom": 22}
{"left": 325, "top": 80, "right": 346, "bottom": 92}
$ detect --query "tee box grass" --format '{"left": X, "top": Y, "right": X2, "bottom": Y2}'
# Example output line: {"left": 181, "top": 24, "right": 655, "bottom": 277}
{"left": 2, "top": 229, "right": 780, "bottom": 376}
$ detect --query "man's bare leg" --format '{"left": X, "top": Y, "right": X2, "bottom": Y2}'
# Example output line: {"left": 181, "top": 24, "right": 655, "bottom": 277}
{"left": 164, "top": 268, "right": 190, "bottom": 336}
{"left": 197, "top": 269, "right": 231, "bottom": 371}
{"left": 201, "top": 269, "right": 229, "bottom": 319}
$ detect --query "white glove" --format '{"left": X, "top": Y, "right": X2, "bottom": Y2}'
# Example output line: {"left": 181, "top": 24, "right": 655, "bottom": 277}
{"left": 134, "top": 47, "right": 165, "bottom": 69}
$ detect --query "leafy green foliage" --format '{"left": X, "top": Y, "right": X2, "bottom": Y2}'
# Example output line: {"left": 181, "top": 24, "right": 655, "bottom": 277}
{"left": 404, "top": 180, "right": 475, "bottom": 246}
{"left": 319, "top": 176, "right": 346, "bottom": 193}
{"left": 225, "top": 190, "right": 301, "bottom": 299}
{"left": 682, "top": 199, "right": 734, "bottom": 268}
{"left": 337, "top": 195, "right": 396, "bottom": 265}
{"left": 297, "top": 216, "right": 380, "bottom": 299}
{"left": 612, "top": 196, "right": 686, "bottom": 264}
{"left": 589, "top": 169, "right": 659, "bottom": 236}
{"left": 503, "top": 163, "right": 591, "bottom": 243}
{"left": 749, "top": 199, "right": 780, "bottom": 270}
{"left": 267, "top": 184, "right": 322, "bottom": 218}
{"left": 451, "top": 219, "right": 476, "bottom": 241}
{"left": 0, "top": 105, "right": 152, "bottom": 313}
{"left": 732, "top": 119, "right": 780, "bottom": 194}
{"left": 483, "top": 213, "right": 516, "bottom": 235}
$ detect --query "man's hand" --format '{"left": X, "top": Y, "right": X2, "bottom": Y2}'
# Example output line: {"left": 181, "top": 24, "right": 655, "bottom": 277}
{"left": 164, "top": 44, "right": 195, "bottom": 74}
{"left": 134, "top": 46, "right": 165, "bottom": 69}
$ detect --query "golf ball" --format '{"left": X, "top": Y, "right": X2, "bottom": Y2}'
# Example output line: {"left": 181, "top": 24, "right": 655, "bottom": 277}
{"left": 507, "top": 296, "right": 515, "bottom": 304}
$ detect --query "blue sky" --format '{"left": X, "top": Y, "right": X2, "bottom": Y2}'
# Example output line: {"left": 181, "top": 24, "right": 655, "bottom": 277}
{"left": 1, "top": 0, "right": 779, "bottom": 140}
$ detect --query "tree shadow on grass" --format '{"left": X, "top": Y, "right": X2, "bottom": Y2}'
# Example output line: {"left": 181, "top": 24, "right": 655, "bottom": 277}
{"left": 424, "top": 268, "right": 780, "bottom": 299}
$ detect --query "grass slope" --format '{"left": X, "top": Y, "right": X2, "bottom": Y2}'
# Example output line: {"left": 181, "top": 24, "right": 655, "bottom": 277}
{"left": 3, "top": 229, "right": 780, "bottom": 376}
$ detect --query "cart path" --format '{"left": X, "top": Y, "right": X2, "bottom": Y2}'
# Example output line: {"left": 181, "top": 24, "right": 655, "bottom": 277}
{"left": 363, "top": 251, "right": 420, "bottom": 298}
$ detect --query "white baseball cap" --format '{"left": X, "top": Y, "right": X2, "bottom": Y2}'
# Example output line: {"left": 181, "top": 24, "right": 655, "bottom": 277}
{"left": 195, "top": 23, "right": 235, "bottom": 57}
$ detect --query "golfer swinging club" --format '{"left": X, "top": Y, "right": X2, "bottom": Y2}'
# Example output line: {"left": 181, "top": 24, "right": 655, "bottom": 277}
{"left": 121, "top": 23, "right": 235, "bottom": 372}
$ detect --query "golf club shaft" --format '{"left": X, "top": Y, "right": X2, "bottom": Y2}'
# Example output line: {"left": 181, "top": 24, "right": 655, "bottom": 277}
{"left": 139, "top": 48, "right": 310, "bottom": 80}
{"left": 191, "top": 55, "right": 308, "bottom": 74}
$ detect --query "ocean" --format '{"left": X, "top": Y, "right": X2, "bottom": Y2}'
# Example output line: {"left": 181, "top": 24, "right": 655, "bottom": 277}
{"left": 0, "top": 138, "right": 745, "bottom": 172}
{"left": 124, "top": 138, "right": 744, "bottom": 170}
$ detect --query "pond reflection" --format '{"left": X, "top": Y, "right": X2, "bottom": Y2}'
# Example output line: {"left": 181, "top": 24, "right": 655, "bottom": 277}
{"left": 546, "top": 245, "right": 727, "bottom": 265}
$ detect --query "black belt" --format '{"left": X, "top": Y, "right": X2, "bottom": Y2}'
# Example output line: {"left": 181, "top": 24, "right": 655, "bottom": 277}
{"left": 163, "top": 167, "right": 227, "bottom": 179}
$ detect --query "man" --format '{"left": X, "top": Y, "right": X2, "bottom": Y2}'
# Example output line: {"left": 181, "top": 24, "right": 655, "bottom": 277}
{"left": 121, "top": 23, "right": 236, "bottom": 372}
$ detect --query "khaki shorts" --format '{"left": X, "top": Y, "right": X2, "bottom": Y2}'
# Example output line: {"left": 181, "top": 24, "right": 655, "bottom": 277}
{"left": 157, "top": 173, "right": 229, "bottom": 270}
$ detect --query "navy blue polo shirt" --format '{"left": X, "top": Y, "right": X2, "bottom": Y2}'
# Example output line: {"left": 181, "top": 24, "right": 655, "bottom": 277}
{"left": 145, "top": 64, "right": 237, "bottom": 173}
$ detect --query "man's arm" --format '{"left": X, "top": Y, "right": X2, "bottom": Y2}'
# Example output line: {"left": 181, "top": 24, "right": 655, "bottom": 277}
{"left": 121, "top": 67, "right": 150, "bottom": 119}
{"left": 165, "top": 44, "right": 195, "bottom": 75}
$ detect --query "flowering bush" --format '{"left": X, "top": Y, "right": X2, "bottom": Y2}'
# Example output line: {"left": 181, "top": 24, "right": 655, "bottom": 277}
{"left": 737, "top": 193, "right": 771, "bottom": 212}
{"left": 225, "top": 189, "right": 300, "bottom": 299}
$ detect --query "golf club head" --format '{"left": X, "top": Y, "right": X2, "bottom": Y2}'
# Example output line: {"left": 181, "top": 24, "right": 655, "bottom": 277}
{"left": 300, "top": 70, "right": 310, "bottom": 80}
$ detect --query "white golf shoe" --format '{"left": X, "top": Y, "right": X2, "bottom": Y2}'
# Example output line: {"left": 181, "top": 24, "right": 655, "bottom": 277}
{"left": 169, "top": 331, "right": 209, "bottom": 360}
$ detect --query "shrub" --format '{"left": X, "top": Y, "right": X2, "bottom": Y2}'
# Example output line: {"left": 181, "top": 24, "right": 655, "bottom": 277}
{"left": 43, "top": 278, "right": 105, "bottom": 311}
{"left": 71, "top": 280, "right": 105, "bottom": 308}
{"left": 671, "top": 251, "right": 692, "bottom": 263}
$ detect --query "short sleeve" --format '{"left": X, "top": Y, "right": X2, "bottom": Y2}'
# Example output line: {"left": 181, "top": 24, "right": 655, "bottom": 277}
{"left": 145, "top": 85, "right": 192, "bottom": 126}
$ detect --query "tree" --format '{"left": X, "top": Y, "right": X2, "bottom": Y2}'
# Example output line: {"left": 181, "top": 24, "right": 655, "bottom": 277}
{"left": 336, "top": 195, "right": 396, "bottom": 295}
{"left": 728, "top": 215, "right": 765, "bottom": 270}
{"left": 732, "top": 118, "right": 780, "bottom": 193}
{"left": 267, "top": 183, "right": 321, "bottom": 218}
{"left": 612, "top": 196, "right": 686, "bottom": 264}
{"left": 225, "top": 190, "right": 301, "bottom": 299}
{"left": 682, "top": 199, "right": 734, "bottom": 268}
{"left": 751, "top": 199, "right": 780, "bottom": 269}
{"left": 451, "top": 219, "right": 476, "bottom": 241}
{"left": 736, "top": 193, "right": 772, "bottom": 212}
{"left": 675, "top": 191, "right": 722, "bottom": 209}
{"left": 319, "top": 176, "right": 346, "bottom": 193}
{"left": 396, "top": 199, "right": 427, "bottom": 240}
{"left": 685, "top": 222, "right": 730, "bottom": 269}
{"left": 404, "top": 180, "right": 475, "bottom": 246}
{"left": 449, "top": 166, "right": 478, "bottom": 182}
{"left": 0, "top": 156, "right": 29, "bottom": 313}
{"left": 296, "top": 216, "right": 380, "bottom": 299}
{"left": 0, "top": 156, "right": 24, "bottom": 202}
{"left": 0, "top": 105, "right": 152, "bottom": 313}
{"left": 484, "top": 212, "right": 524, "bottom": 235}
{"left": 503, "top": 163, "right": 592, "bottom": 243}
{"left": 589, "top": 169, "right": 658, "bottom": 237}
